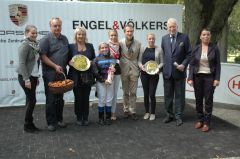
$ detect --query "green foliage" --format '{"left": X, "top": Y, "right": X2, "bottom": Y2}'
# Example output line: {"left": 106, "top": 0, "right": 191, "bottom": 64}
{"left": 235, "top": 56, "right": 240, "bottom": 63}
{"left": 228, "top": 0, "right": 240, "bottom": 50}
{"left": 80, "top": 0, "right": 182, "bottom": 3}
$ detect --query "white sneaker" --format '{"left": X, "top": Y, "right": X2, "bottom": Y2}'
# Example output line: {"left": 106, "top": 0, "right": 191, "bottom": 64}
{"left": 149, "top": 114, "right": 155, "bottom": 121}
{"left": 143, "top": 113, "right": 150, "bottom": 120}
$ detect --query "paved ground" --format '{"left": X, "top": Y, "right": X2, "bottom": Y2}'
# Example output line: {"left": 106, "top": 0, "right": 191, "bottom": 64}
{"left": 0, "top": 99, "right": 240, "bottom": 159}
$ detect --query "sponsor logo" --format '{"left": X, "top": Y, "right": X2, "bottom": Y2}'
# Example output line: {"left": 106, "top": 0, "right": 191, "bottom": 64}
{"left": 228, "top": 75, "right": 240, "bottom": 96}
{"left": 9, "top": 4, "right": 28, "bottom": 26}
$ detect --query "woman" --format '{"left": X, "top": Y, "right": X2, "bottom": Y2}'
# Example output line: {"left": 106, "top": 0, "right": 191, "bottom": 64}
{"left": 94, "top": 42, "right": 115, "bottom": 125}
{"left": 108, "top": 29, "right": 121, "bottom": 120}
{"left": 138, "top": 33, "right": 164, "bottom": 121}
{"left": 68, "top": 26, "right": 96, "bottom": 126}
{"left": 16, "top": 25, "right": 40, "bottom": 133}
{"left": 187, "top": 28, "right": 221, "bottom": 132}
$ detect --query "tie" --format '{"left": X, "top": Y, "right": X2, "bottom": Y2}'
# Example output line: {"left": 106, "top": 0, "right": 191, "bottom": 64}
{"left": 171, "top": 35, "right": 175, "bottom": 52}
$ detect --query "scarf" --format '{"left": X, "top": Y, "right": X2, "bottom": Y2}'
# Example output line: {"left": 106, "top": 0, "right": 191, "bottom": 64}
{"left": 109, "top": 41, "right": 120, "bottom": 59}
{"left": 25, "top": 38, "right": 40, "bottom": 54}
{"left": 125, "top": 37, "right": 134, "bottom": 54}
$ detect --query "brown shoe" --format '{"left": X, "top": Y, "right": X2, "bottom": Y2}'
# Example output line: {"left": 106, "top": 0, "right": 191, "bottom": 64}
{"left": 194, "top": 122, "right": 203, "bottom": 129}
{"left": 130, "top": 113, "right": 138, "bottom": 120}
{"left": 201, "top": 124, "right": 210, "bottom": 132}
{"left": 123, "top": 112, "right": 129, "bottom": 118}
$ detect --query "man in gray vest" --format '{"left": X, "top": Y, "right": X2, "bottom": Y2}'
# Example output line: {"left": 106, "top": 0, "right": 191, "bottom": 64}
{"left": 120, "top": 24, "right": 141, "bottom": 120}
{"left": 39, "top": 17, "right": 69, "bottom": 131}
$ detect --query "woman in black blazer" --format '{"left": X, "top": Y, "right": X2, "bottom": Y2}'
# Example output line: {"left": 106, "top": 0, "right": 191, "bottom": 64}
{"left": 68, "top": 26, "right": 96, "bottom": 126}
{"left": 187, "top": 28, "right": 221, "bottom": 132}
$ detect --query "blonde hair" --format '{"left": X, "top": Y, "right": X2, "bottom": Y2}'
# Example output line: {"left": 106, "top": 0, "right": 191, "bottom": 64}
{"left": 147, "top": 33, "right": 155, "bottom": 39}
{"left": 74, "top": 26, "right": 88, "bottom": 43}
{"left": 108, "top": 29, "right": 119, "bottom": 43}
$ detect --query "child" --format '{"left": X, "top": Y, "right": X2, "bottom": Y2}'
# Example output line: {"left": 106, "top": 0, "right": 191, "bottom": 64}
{"left": 108, "top": 29, "right": 121, "bottom": 120}
{"left": 94, "top": 42, "right": 115, "bottom": 125}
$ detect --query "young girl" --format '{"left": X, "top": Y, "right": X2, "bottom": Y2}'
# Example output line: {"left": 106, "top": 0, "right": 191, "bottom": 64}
{"left": 94, "top": 42, "right": 115, "bottom": 125}
{"left": 108, "top": 29, "right": 121, "bottom": 120}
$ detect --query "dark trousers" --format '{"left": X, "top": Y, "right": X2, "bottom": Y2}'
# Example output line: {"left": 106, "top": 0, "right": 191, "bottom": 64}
{"left": 73, "top": 85, "right": 91, "bottom": 121}
{"left": 140, "top": 71, "right": 159, "bottom": 114}
{"left": 163, "top": 76, "right": 185, "bottom": 119}
{"left": 194, "top": 74, "right": 215, "bottom": 125}
{"left": 43, "top": 77, "right": 64, "bottom": 126}
{"left": 18, "top": 75, "right": 38, "bottom": 125}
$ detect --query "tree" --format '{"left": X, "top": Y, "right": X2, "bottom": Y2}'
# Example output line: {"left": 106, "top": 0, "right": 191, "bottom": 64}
{"left": 184, "top": 0, "right": 238, "bottom": 61}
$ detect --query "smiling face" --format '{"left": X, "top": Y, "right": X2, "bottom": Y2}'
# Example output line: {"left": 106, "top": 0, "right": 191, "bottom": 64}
{"left": 99, "top": 43, "right": 109, "bottom": 55}
{"left": 167, "top": 18, "right": 178, "bottom": 36}
{"left": 124, "top": 25, "right": 134, "bottom": 40}
{"left": 76, "top": 30, "right": 86, "bottom": 44}
{"left": 109, "top": 30, "right": 118, "bottom": 43}
{"left": 26, "top": 27, "right": 37, "bottom": 42}
{"left": 147, "top": 34, "right": 155, "bottom": 48}
{"left": 200, "top": 29, "right": 211, "bottom": 44}
{"left": 50, "top": 18, "right": 62, "bottom": 37}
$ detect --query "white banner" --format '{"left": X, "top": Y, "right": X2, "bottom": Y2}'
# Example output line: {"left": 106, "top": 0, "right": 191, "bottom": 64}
{"left": 186, "top": 63, "right": 240, "bottom": 105}
{"left": 0, "top": 0, "right": 183, "bottom": 107}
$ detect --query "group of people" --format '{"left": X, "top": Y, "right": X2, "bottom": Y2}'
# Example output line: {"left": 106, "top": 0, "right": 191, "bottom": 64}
{"left": 16, "top": 17, "right": 221, "bottom": 133}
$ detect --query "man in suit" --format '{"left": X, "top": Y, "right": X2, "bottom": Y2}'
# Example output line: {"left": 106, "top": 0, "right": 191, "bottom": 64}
{"left": 161, "top": 18, "right": 192, "bottom": 126}
{"left": 120, "top": 24, "right": 141, "bottom": 120}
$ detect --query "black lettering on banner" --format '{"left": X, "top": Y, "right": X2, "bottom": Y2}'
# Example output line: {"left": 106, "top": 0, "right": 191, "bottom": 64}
{"left": 6, "top": 31, "right": 14, "bottom": 35}
{"left": 142, "top": 21, "right": 148, "bottom": 30}
{"left": 149, "top": 21, "right": 155, "bottom": 30}
{"left": 73, "top": 20, "right": 79, "bottom": 29}
{"left": 89, "top": 21, "right": 97, "bottom": 29}
{"left": 98, "top": 21, "right": 104, "bottom": 30}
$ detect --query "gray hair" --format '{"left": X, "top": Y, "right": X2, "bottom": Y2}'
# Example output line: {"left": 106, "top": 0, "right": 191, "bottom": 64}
{"left": 167, "top": 18, "right": 178, "bottom": 26}
{"left": 49, "top": 17, "right": 62, "bottom": 26}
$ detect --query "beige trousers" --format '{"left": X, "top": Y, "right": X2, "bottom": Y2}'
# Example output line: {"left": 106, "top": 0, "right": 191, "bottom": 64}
{"left": 121, "top": 74, "right": 139, "bottom": 114}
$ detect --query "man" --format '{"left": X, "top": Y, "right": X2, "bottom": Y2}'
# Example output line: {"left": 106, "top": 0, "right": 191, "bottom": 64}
{"left": 39, "top": 17, "right": 69, "bottom": 131}
{"left": 161, "top": 18, "right": 192, "bottom": 126}
{"left": 119, "top": 24, "right": 141, "bottom": 120}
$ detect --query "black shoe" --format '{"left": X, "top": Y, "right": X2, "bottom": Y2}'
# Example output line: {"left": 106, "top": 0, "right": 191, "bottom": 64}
{"left": 163, "top": 117, "right": 173, "bottom": 123}
{"left": 131, "top": 113, "right": 138, "bottom": 120}
{"left": 105, "top": 119, "right": 111, "bottom": 125}
{"left": 98, "top": 119, "right": 105, "bottom": 125}
{"left": 24, "top": 125, "right": 35, "bottom": 133}
{"left": 83, "top": 120, "right": 89, "bottom": 126}
{"left": 47, "top": 125, "right": 56, "bottom": 132}
{"left": 176, "top": 119, "right": 183, "bottom": 126}
{"left": 30, "top": 123, "right": 41, "bottom": 131}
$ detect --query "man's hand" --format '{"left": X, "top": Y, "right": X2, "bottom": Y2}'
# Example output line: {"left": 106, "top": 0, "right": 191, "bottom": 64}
{"left": 177, "top": 64, "right": 185, "bottom": 72}
{"left": 55, "top": 65, "right": 63, "bottom": 73}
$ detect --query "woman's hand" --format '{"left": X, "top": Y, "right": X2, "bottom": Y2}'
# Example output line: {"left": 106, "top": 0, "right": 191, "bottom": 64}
{"left": 140, "top": 65, "right": 145, "bottom": 72}
{"left": 25, "top": 80, "right": 31, "bottom": 89}
{"left": 69, "top": 60, "right": 74, "bottom": 67}
{"left": 213, "top": 80, "right": 220, "bottom": 87}
{"left": 187, "top": 80, "right": 194, "bottom": 87}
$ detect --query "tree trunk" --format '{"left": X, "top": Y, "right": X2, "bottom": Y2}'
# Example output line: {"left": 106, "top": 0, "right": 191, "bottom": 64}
{"left": 184, "top": 0, "right": 238, "bottom": 56}
{"left": 218, "top": 24, "right": 229, "bottom": 62}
